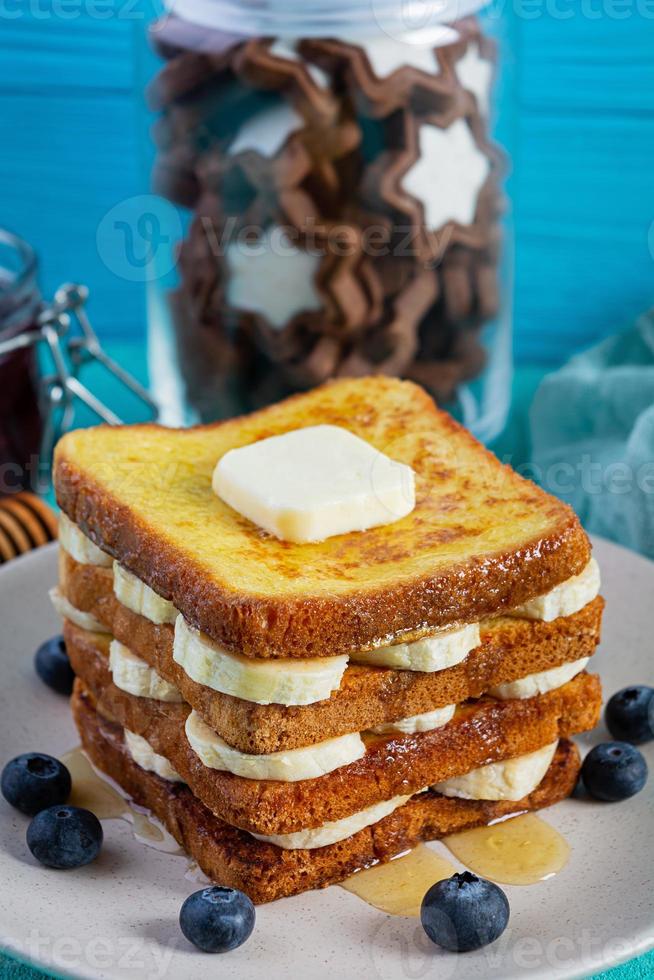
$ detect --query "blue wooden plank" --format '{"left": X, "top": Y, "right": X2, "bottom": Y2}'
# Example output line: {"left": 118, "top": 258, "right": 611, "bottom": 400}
{"left": 0, "top": 89, "right": 146, "bottom": 341}
{"left": 514, "top": 114, "right": 654, "bottom": 238}
{"left": 512, "top": 101, "right": 654, "bottom": 363}
{"left": 0, "top": 2, "right": 146, "bottom": 92}
{"left": 518, "top": 15, "right": 654, "bottom": 112}
{"left": 514, "top": 235, "right": 654, "bottom": 364}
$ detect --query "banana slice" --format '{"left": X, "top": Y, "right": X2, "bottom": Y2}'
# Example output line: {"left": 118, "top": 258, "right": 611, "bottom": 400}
{"left": 113, "top": 563, "right": 178, "bottom": 626}
{"left": 49, "top": 587, "right": 108, "bottom": 634}
{"left": 185, "top": 710, "right": 365, "bottom": 782}
{"left": 173, "top": 616, "right": 348, "bottom": 706}
{"left": 124, "top": 730, "right": 183, "bottom": 782}
{"left": 370, "top": 703, "right": 456, "bottom": 736}
{"left": 510, "top": 558, "right": 600, "bottom": 622}
{"left": 433, "top": 741, "right": 558, "bottom": 802}
{"left": 58, "top": 513, "right": 112, "bottom": 567}
{"left": 351, "top": 622, "right": 480, "bottom": 672}
{"left": 109, "top": 640, "right": 183, "bottom": 703}
{"left": 251, "top": 792, "right": 415, "bottom": 850}
{"left": 488, "top": 657, "right": 590, "bottom": 701}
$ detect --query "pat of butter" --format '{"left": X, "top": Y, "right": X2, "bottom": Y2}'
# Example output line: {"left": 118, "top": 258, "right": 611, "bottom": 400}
{"left": 212, "top": 424, "right": 416, "bottom": 543}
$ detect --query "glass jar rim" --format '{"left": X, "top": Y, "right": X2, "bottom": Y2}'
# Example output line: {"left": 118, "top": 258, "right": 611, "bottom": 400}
{"left": 159, "top": 0, "right": 490, "bottom": 40}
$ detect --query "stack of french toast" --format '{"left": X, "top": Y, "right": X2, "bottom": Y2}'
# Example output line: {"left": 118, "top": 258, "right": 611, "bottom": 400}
{"left": 51, "top": 377, "right": 603, "bottom": 903}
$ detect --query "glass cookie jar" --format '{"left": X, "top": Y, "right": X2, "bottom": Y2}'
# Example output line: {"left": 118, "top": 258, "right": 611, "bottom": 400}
{"left": 144, "top": 0, "right": 514, "bottom": 441}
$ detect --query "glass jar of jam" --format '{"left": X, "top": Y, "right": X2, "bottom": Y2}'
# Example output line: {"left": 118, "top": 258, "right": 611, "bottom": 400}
{"left": 0, "top": 231, "right": 43, "bottom": 495}
{"left": 143, "top": 0, "right": 514, "bottom": 441}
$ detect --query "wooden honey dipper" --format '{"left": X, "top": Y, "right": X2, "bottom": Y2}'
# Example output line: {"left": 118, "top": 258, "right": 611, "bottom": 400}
{"left": 0, "top": 492, "right": 58, "bottom": 564}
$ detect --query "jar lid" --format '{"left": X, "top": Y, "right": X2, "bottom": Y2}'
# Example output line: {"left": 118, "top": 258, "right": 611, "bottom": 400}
{"left": 161, "top": 0, "right": 491, "bottom": 40}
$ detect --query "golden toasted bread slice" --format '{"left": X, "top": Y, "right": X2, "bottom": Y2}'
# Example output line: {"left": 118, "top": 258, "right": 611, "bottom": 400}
{"left": 73, "top": 686, "right": 581, "bottom": 905}
{"left": 67, "top": 624, "right": 601, "bottom": 836}
{"left": 61, "top": 559, "right": 604, "bottom": 753}
{"left": 54, "top": 377, "right": 591, "bottom": 659}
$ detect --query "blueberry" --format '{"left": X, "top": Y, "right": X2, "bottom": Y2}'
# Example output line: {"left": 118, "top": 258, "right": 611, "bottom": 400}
{"left": 581, "top": 742, "right": 648, "bottom": 802}
{"left": 421, "top": 871, "right": 510, "bottom": 953}
{"left": 605, "top": 686, "right": 654, "bottom": 745}
{"left": 26, "top": 805, "right": 103, "bottom": 869}
{"left": 34, "top": 635, "right": 74, "bottom": 695}
{"left": 179, "top": 886, "right": 255, "bottom": 953}
{"left": 1, "top": 753, "right": 72, "bottom": 815}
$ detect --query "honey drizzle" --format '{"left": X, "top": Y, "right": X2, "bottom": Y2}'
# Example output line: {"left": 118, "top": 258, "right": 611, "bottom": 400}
{"left": 340, "top": 846, "right": 456, "bottom": 917}
{"left": 341, "top": 814, "right": 570, "bottom": 915}
{"left": 442, "top": 813, "right": 571, "bottom": 886}
{"left": 61, "top": 747, "right": 183, "bottom": 854}
{"left": 62, "top": 746, "right": 127, "bottom": 819}
{"left": 62, "top": 749, "right": 570, "bottom": 903}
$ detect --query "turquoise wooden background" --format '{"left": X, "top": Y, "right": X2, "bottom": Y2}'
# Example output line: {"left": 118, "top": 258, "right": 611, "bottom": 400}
{"left": 1, "top": 3, "right": 653, "bottom": 365}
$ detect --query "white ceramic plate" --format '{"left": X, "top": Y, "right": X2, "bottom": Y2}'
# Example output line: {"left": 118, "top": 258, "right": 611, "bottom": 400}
{"left": 0, "top": 537, "right": 653, "bottom": 980}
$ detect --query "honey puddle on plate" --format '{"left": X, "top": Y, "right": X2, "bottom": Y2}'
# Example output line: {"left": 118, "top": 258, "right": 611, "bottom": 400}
{"left": 442, "top": 813, "right": 571, "bottom": 886}
{"left": 342, "top": 814, "right": 570, "bottom": 915}
{"left": 61, "top": 747, "right": 182, "bottom": 854}
{"left": 341, "top": 846, "right": 456, "bottom": 917}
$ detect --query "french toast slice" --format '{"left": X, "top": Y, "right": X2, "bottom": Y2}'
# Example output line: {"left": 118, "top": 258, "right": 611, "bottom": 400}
{"left": 61, "top": 558, "right": 604, "bottom": 753}
{"left": 73, "top": 686, "right": 582, "bottom": 905}
{"left": 54, "top": 377, "right": 591, "bottom": 659}
{"left": 66, "top": 624, "right": 602, "bottom": 836}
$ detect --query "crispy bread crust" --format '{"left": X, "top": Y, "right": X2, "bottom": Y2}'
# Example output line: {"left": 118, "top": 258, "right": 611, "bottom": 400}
{"left": 65, "top": 622, "right": 602, "bottom": 835}
{"left": 54, "top": 377, "right": 592, "bottom": 659}
{"left": 61, "top": 552, "right": 604, "bottom": 753}
{"left": 73, "top": 686, "right": 581, "bottom": 905}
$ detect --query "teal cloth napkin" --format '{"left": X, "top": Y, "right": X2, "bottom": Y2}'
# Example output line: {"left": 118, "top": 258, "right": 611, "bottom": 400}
{"left": 530, "top": 309, "right": 654, "bottom": 559}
